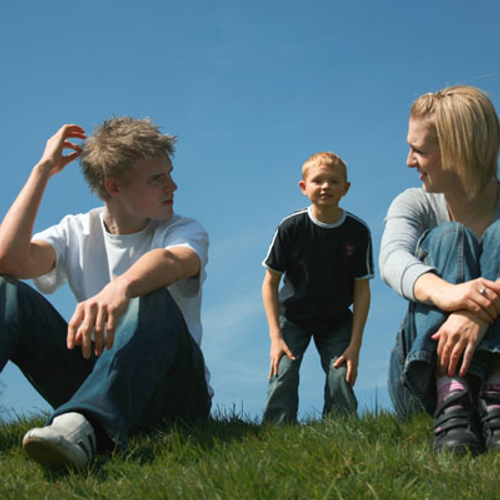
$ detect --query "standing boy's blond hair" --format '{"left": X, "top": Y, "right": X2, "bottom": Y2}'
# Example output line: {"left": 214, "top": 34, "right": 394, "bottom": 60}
{"left": 302, "top": 151, "right": 348, "bottom": 181}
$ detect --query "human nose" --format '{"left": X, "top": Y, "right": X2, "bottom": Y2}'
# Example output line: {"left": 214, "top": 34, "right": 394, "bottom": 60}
{"left": 165, "top": 176, "right": 177, "bottom": 193}
{"left": 407, "top": 148, "right": 417, "bottom": 168}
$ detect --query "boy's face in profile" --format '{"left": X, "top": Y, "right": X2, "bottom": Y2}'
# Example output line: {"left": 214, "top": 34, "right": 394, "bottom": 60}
{"left": 299, "top": 164, "right": 350, "bottom": 210}
{"left": 111, "top": 152, "right": 178, "bottom": 222}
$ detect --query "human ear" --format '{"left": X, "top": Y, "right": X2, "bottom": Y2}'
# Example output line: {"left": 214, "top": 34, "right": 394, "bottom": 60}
{"left": 299, "top": 179, "right": 307, "bottom": 195}
{"left": 104, "top": 177, "right": 120, "bottom": 198}
{"left": 342, "top": 182, "right": 351, "bottom": 197}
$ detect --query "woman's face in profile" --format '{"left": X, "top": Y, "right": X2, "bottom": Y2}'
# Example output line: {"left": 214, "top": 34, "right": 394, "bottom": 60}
{"left": 406, "top": 117, "right": 451, "bottom": 194}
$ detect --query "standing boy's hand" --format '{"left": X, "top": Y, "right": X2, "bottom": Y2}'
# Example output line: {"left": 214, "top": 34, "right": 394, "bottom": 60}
{"left": 269, "top": 335, "right": 296, "bottom": 378}
{"left": 333, "top": 344, "right": 360, "bottom": 386}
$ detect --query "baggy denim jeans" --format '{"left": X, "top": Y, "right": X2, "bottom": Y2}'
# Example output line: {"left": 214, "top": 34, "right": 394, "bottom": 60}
{"left": 388, "top": 221, "right": 500, "bottom": 418}
{"left": 263, "top": 315, "right": 357, "bottom": 424}
{"left": 0, "top": 277, "right": 211, "bottom": 448}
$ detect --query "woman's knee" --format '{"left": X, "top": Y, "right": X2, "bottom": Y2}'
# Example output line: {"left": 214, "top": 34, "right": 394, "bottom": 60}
{"left": 417, "top": 222, "right": 480, "bottom": 276}
{"left": 419, "top": 222, "right": 476, "bottom": 254}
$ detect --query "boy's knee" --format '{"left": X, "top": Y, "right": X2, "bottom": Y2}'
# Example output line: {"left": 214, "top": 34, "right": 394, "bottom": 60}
{"left": 137, "top": 288, "right": 184, "bottom": 324}
{"left": 0, "top": 275, "right": 19, "bottom": 288}
{"left": 0, "top": 275, "right": 34, "bottom": 304}
{"left": 276, "top": 355, "right": 299, "bottom": 378}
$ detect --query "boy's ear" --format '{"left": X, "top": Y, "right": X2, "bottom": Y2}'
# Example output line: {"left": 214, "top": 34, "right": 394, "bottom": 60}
{"left": 343, "top": 181, "right": 351, "bottom": 196}
{"left": 104, "top": 177, "right": 120, "bottom": 198}
{"left": 299, "top": 179, "right": 307, "bottom": 195}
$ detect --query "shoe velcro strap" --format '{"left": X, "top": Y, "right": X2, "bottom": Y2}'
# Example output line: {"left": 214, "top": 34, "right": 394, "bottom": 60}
{"left": 434, "top": 410, "right": 469, "bottom": 432}
{"left": 434, "top": 391, "right": 470, "bottom": 417}
{"left": 482, "top": 410, "right": 500, "bottom": 428}
{"left": 435, "top": 407, "right": 469, "bottom": 423}
{"left": 434, "top": 417, "right": 470, "bottom": 435}
{"left": 482, "top": 392, "right": 500, "bottom": 405}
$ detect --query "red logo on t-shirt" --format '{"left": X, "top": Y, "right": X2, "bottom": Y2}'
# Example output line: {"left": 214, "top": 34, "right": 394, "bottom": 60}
{"left": 346, "top": 244, "right": 355, "bottom": 257}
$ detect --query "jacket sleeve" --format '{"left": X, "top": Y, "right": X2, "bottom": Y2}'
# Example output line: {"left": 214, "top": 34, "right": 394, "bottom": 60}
{"left": 379, "top": 188, "right": 438, "bottom": 301}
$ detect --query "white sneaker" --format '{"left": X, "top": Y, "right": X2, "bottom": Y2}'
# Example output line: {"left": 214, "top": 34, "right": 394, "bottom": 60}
{"left": 23, "top": 412, "right": 96, "bottom": 469}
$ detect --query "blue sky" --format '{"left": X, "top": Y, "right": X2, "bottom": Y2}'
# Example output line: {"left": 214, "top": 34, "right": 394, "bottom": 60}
{"left": 0, "top": 0, "right": 499, "bottom": 420}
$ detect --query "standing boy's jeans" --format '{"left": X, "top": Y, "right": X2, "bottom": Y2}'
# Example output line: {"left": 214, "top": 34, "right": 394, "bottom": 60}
{"left": 388, "top": 221, "right": 500, "bottom": 418}
{"left": 263, "top": 315, "right": 357, "bottom": 424}
{"left": 0, "top": 277, "right": 211, "bottom": 448}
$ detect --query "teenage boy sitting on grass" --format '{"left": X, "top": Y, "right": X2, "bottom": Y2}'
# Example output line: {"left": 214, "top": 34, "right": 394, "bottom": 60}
{"left": 0, "top": 118, "right": 212, "bottom": 470}
{"left": 262, "top": 152, "right": 373, "bottom": 423}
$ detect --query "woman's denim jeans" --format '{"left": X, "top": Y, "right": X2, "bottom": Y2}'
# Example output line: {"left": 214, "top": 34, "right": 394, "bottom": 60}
{"left": 263, "top": 315, "right": 357, "bottom": 423}
{"left": 389, "top": 221, "right": 500, "bottom": 417}
{"left": 0, "top": 277, "right": 211, "bottom": 447}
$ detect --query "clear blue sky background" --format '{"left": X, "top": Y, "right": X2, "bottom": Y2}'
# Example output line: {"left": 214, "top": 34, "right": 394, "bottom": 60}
{"left": 0, "top": 0, "right": 499, "bottom": 421}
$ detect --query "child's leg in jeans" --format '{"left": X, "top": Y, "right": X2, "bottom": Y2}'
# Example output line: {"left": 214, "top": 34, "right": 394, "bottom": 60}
{"left": 314, "top": 318, "right": 357, "bottom": 417}
{"left": 263, "top": 317, "right": 310, "bottom": 424}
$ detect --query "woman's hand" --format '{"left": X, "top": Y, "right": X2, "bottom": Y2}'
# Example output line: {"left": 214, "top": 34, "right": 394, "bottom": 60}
{"left": 415, "top": 273, "right": 500, "bottom": 323}
{"left": 431, "top": 309, "right": 489, "bottom": 377}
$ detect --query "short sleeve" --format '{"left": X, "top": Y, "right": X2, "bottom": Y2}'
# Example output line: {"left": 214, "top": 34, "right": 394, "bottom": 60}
{"left": 355, "top": 224, "right": 374, "bottom": 281}
{"left": 31, "top": 217, "right": 72, "bottom": 294}
{"left": 155, "top": 216, "right": 209, "bottom": 296}
{"left": 262, "top": 224, "right": 288, "bottom": 274}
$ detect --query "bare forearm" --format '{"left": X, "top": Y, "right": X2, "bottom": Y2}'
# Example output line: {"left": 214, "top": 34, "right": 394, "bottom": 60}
{"left": 413, "top": 271, "right": 500, "bottom": 326}
{"left": 351, "top": 280, "right": 371, "bottom": 349}
{"left": 0, "top": 125, "right": 85, "bottom": 278}
{"left": 114, "top": 247, "right": 200, "bottom": 299}
{"left": 262, "top": 271, "right": 282, "bottom": 338}
{"left": 0, "top": 164, "right": 52, "bottom": 276}
{"left": 413, "top": 272, "right": 446, "bottom": 304}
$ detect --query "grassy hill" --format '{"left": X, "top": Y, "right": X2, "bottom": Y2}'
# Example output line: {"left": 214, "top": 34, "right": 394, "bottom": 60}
{"left": 1, "top": 410, "right": 499, "bottom": 499}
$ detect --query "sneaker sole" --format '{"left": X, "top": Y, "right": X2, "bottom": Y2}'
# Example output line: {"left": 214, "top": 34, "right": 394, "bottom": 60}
{"left": 433, "top": 440, "right": 483, "bottom": 456}
{"left": 23, "top": 435, "right": 88, "bottom": 469}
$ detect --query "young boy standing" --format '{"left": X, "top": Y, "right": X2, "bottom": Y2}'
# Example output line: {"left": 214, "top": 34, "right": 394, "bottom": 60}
{"left": 262, "top": 152, "right": 373, "bottom": 423}
{"left": 0, "top": 118, "right": 211, "bottom": 469}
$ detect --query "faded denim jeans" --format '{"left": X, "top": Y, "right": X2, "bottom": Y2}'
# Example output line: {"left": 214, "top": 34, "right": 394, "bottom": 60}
{"left": 263, "top": 315, "right": 357, "bottom": 424}
{"left": 0, "top": 277, "right": 211, "bottom": 448}
{"left": 389, "top": 221, "right": 500, "bottom": 418}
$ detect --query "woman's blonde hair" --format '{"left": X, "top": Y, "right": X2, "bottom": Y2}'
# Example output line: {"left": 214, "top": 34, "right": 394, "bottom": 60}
{"left": 411, "top": 85, "right": 499, "bottom": 199}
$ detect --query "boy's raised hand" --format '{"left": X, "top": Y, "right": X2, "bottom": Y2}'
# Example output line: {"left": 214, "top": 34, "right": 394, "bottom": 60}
{"left": 269, "top": 335, "right": 296, "bottom": 379}
{"left": 333, "top": 344, "right": 360, "bottom": 386}
{"left": 38, "top": 124, "right": 86, "bottom": 177}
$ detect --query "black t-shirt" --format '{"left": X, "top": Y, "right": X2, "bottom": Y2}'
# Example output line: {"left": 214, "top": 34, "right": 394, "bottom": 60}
{"left": 263, "top": 207, "right": 374, "bottom": 333}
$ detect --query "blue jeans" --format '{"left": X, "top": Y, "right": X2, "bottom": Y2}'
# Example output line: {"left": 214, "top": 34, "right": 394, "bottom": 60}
{"left": 389, "top": 221, "right": 500, "bottom": 417}
{"left": 263, "top": 315, "right": 357, "bottom": 423}
{"left": 0, "top": 277, "right": 211, "bottom": 448}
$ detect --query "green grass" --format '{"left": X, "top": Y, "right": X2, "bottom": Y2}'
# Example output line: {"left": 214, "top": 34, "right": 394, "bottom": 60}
{"left": 1, "top": 410, "right": 500, "bottom": 499}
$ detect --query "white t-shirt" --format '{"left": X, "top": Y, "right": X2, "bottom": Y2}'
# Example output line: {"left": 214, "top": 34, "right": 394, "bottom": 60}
{"left": 32, "top": 207, "right": 212, "bottom": 395}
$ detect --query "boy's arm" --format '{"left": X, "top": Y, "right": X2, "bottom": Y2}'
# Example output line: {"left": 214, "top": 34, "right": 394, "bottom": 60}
{"left": 0, "top": 125, "right": 86, "bottom": 278}
{"left": 333, "top": 278, "right": 371, "bottom": 386}
{"left": 67, "top": 246, "right": 201, "bottom": 359}
{"left": 262, "top": 269, "right": 295, "bottom": 378}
